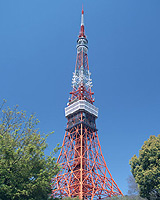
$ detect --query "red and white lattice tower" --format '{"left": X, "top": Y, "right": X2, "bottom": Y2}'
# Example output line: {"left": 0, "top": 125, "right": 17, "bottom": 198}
{"left": 51, "top": 8, "right": 123, "bottom": 200}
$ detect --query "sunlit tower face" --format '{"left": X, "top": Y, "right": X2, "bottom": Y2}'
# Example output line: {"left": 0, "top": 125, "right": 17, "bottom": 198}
{"left": 51, "top": 7, "right": 123, "bottom": 200}
{"left": 72, "top": 37, "right": 92, "bottom": 92}
{"left": 70, "top": 8, "right": 93, "bottom": 105}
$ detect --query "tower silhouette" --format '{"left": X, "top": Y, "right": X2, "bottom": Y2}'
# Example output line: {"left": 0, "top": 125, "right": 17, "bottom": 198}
{"left": 52, "top": 8, "right": 123, "bottom": 200}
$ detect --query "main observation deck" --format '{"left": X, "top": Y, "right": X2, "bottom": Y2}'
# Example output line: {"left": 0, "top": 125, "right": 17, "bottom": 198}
{"left": 65, "top": 100, "right": 98, "bottom": 118}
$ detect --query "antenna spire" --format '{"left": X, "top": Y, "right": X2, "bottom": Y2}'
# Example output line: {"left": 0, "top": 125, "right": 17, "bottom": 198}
{"left": 79, "top": 5, "right": 85, "bottom": 38}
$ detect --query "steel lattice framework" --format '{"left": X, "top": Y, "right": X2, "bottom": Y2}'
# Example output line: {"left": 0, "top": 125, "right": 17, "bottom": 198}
{"left": 51, "top": 8, "right": 123, "bottom": 200}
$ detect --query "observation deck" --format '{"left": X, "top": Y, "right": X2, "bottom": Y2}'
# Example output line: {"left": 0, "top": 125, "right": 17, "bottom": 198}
{"left": 65, "top": 100, "right": 98, "bottom": 118}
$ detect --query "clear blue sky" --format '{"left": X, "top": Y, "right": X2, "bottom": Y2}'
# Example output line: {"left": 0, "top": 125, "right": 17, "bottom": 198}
{"left": 0, "top": 0, "right": 160, "bottom": 195}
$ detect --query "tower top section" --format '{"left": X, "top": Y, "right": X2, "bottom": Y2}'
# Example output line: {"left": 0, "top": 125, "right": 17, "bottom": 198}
{"left": 79, "top": 6, "right": 85, "bottom": 38}
{"left": 70, "top": 7, "right": 94, "bottom": 105}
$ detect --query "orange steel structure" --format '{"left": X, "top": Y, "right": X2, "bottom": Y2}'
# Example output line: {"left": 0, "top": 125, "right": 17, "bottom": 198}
{"left": 51, "top": 8, "right": 123, "bottom": 200}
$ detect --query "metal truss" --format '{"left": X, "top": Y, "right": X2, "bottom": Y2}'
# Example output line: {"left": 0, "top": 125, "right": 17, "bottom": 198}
{"left": 51, "top": 113, "right": 123, "bottom": 199}
{"left": 51, "top": 7, "right": 123, "bottom": 200}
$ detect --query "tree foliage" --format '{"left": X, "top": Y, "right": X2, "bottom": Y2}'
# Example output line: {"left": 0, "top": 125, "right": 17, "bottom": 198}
{"left": 127, "top": 175, "right": 139, "bottom": 196}
{"left": 63, "top": 197, "right": 80, "bottom": 200}
{"left": 0, "top": 104, "right": 60, "bottom": 200}
{"left": 53, "top": 197, "right": 80, "bottom": 200}
{"left": 130, "top": 135, "right": 160, "bottom": 200}
{"left": 105, "top": 195, "right": 145, "bottom": 200}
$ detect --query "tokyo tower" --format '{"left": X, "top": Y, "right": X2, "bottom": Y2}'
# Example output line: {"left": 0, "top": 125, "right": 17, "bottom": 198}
{"left": 51, "top": 8, "right": 123, "bottom": 200}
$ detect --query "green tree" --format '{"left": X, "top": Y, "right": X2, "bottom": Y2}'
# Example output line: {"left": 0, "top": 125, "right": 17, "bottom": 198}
{"left": 129, "top": 135, "right": 160, "bottom": 200}
{"left": 105, "top": 195, "right": 146, "bottom": 200}
{"left": 0, "top": 104, "right": 60, "bottom": 200}
{"left": 127, "top": 175, "right": 139, "bottom": 196}
{"left": 63, "top": 197, "right": 80, "bottom": 200}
